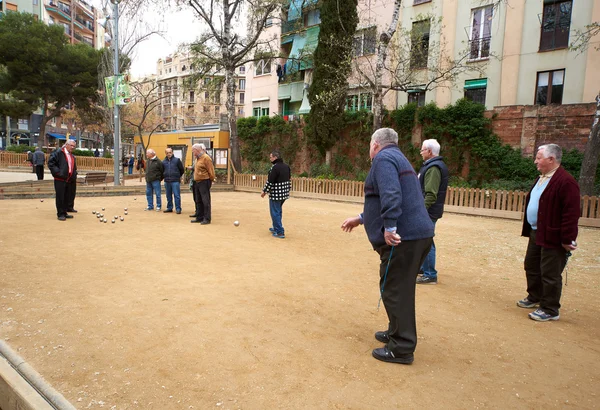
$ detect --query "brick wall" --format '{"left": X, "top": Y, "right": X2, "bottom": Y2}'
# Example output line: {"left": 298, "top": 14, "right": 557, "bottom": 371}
{"left": 486, "top": 103, "right": 595, "bottom": 155}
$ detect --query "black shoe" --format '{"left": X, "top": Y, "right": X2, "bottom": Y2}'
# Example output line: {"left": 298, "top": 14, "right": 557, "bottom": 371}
{"left": 67, "top": 209, "right": 78, "bottom": 213}
{"left": 372, "top": 347, "right": 414, "bottom": 364}
{"left": 200, "top": 220, "right": 211, "bottom": 225}
{"left": 375, "top": 330, "right": 390, "bottom": 344}
{"left": 163, "top": 209, "right": 173, "bottom": 213}
{"left": 65, "top": 215, "right": 74, "bottom": 219}
{"left": 190, "top": 219, "right": 202, "bottom": 223}
{"left": 189, "top": 214, "right": 198, "bottom": 218}
{"left": 58, "top": 216, "right": 66, "bottom": 221}
{"left": 176, "top": 210, "right": 181, "bottom": 214}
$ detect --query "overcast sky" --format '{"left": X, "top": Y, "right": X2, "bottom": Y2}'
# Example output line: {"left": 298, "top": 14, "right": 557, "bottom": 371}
{"left": 93, "top": 1, "right": 204, "bottom": 79}
{"left": 128, "top": 8, "right": 203, "bottom": 79}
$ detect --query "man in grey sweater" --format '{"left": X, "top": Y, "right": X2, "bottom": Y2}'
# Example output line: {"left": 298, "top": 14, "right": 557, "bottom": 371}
{"left": 342, "top": 128, "right": 434, "bottom": 365}
{"left": 32, "top": 147, "right": 45, "bottom": 180}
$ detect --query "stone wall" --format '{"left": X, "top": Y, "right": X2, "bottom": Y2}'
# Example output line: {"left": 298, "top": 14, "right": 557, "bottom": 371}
{"left": 486, "top": 103, "right": 595, "bottom": 156}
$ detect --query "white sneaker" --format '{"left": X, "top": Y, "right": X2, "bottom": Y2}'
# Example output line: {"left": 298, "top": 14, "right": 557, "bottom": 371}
{"left": 156, "top": 207, "right": 161, "bottom": 211}
{"left": 144, "top": 207, "right": 153, "bottom": 211}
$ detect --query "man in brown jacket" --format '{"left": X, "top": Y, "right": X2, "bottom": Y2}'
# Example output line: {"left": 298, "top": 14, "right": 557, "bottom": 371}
{"left": 190, "top": 143, "right": 215, "bottom": 225}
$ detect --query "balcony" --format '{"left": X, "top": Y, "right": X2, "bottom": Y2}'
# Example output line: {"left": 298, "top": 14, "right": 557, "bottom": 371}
{"left": 278, "top": 81, "right": 304, "bottom": 102}
{"left": 282, "top": 19, "right": 302, "bottom": 35}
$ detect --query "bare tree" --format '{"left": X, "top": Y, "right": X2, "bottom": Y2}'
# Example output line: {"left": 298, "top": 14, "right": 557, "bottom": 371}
{"left": 97, "top": 0, "right": 165, "bottom": 151}
{"left": 186, "top": 0, "right": 281, "bottom": 172}
{"left": 352, "top": 6, "right": 484, "bottom": 129}
{"left": 568, "top": 20, "right": 600, "bottom": 196}
{"left": 122, "top": 81, "right": 167, "bottom": 157}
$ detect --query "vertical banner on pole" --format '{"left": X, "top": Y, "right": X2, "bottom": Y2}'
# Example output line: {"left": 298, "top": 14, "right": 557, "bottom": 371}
{"left": 104, "top": 75, "right": 131, "bottom": 107}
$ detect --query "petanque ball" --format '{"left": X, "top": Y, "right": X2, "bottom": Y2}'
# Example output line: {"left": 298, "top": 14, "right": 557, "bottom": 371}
{"left": 92, "top": 211, "right": 96, "bottom": 214}
{"left": 112, "top": 219, "right": 116, "bottom": 223}
{"left": 102, "top": 207, "right": 105, "bottom": 211}
{"left": 40, "top": 199, "right": 44, "bottom": 202}
{"left": 124, "top": 208, "right": 128, "bottom": 211}
{"left": 124, "top": 211, "right": 128, "bottom": 215}
{"left": 234, "top": 220, "right": 240, "bottom": 227}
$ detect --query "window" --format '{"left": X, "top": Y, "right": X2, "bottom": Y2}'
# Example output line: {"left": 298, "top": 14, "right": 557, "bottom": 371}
{"left": 214, "top": 92, "right": 221, "bottom": 104}
{"left": 255, "top": 59, "right": 271, "bottom": 76}
{"left": 408, "top": 90, "right": 426, "bottom": 107}
{"left": 540, "top": 1, "right": 572, "bottom": 51}
{"left": 535, "top": 69, "right": 564, "bottom": 105}
{"left": 305, "top": 9, "right": 321, "bottom": 26}
{"left": 205, "top": 91, "right": 210, "bottom": 100}
{"left": 33, "top": 0, "right": 38, "bottom": 5}
{"left": 265, "top": 17, "right": 273, "bottom": 27}
{"left": 470, "top": 6, "right": 492, "bottom": 60}
{"left": 464, "top": 79, "right": 487, "bottom": 105}
{"left": 204, "top": 77, "right": 211, "bottom": 86}
{"left": 353, "top": 27, "right": 377, "bottom": 57}
{"left": 252, "top": 101, "right": 270, "bottom": 117}
{"left": 239, "top": 65, "right": 245, "bottom": 74}
{"left": 346, "top": 92, "right": 373, "bottom": 112}
{"left": 238, "top": 108, "right": 244, "bottom": 116}
{"left": 239, "top": 93, "right": 245, "bottom": 104}
{"left": 410, "top": 20, "right": 430, "bottom": 69}
{"left": 190, "top": 91, "right": 195, "bottom": 103}
{"left": 239, "top": 79, "right": 246, "bottom": 90}
{"left": 204, "top": 106, "right": 210, "bottom": 113}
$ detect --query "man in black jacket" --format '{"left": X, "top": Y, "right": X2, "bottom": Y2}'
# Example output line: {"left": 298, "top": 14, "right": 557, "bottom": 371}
{"left": 48, "top": 140, "right": 78, "bottom": 221}
{"left": 162, "top": 148, "right": 184, "bottom": 214}
{"left": 261, "top": 150, "right": 291, "bottom": 239}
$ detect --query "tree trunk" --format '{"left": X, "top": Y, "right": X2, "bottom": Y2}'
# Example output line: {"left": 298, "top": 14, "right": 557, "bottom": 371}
{"left": 372, "top": 0, "right": 402, "bottom": 131}
{"left": 578, "top": 92, "right": 600, "bottom": 196}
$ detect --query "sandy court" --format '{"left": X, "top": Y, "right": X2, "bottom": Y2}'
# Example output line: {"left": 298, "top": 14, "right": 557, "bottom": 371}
{"left": 0, "top": 191, "right": 599, "bottom": 409}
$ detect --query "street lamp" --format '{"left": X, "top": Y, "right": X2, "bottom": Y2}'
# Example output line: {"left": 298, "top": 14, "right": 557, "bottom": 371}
{"left": 111, "top": 0, "right": 121, "bottom": 186}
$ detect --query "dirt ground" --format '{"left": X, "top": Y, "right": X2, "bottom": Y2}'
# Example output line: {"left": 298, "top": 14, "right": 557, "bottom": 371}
{"left": 0, "top": 191, "right": 599, "bottom": 409}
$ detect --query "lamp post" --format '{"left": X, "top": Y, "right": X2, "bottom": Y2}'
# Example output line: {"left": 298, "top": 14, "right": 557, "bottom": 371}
{"left": 111, "top": 0, "right": 121, "bottom": 186}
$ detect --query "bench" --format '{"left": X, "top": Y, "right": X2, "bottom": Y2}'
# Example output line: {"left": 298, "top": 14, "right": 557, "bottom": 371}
{"left": 79, "top": 172, "right": 108, "bottom": 186}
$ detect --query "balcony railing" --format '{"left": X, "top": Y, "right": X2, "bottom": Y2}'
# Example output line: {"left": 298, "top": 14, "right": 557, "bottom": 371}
{"left": 469, "top": 36, "right": 491, "bottom": 60}
{"left": 282, "top": 19, "right": 302, "bottom": 35}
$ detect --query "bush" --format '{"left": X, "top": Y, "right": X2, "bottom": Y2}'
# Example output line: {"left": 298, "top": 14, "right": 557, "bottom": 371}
{"left": 73, "top": 149, "right": 93, "bottom": 157}
{"left": 6, "top": 145, "right": 33, "bottom": 153}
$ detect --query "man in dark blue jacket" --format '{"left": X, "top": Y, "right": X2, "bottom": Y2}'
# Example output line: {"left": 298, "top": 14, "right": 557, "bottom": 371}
{"left": 162, "top": 148, "right": 185, "bottom": 214}
{"left": 48, "top": 140, "right": 78, "bottom": 221}
{"left": 342, "top": 128, "right": 434, "bottom": 365}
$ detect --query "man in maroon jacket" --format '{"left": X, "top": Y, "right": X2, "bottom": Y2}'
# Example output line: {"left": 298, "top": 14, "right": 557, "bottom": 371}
{"left": 518, "top": 144, "right": 580, "bottom": 321}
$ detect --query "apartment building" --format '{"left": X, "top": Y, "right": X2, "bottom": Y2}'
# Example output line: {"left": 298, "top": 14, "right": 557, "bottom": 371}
{"left": 243, "top": 0, "right": 598, "bottom": 122}
{"left": 396, "top": 0, "right": 600, "bottom": 109}
{"left": 156, "top": 53, "right": 246, "bottom": 130}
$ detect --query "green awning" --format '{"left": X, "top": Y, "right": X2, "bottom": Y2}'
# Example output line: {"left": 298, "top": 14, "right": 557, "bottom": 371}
{"left": 464, "top": 79, "right": 487, "bottom": 89}
{"left": 407, "top": 86, "right": 425, "bottom": 94}
{"left": 281, "top": 35, "right": 294, "bottom": 45}
{"left": 299, "top": 26, "right": 320, "bottom": 70}
{"left": 286, "top": 33, "right": 307, "bottom": 72}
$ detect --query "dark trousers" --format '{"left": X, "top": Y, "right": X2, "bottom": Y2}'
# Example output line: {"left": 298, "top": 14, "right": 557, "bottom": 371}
{"left": 54, "top": 180, "right": 76, "bottom": 217}
{"left": 191, "top": 181, "right": 198, "bottom": 215}
{"left": 378, "top": 237, "right": 433, "bottom": 355}
{"left": 193, "top": 179, "right": 212, "bottom": 221}
{"left": 35, "top": 165, "right": 44, "bottom": 180}
{"left": 524, "top": 230, "right": 567, "bottom": 316}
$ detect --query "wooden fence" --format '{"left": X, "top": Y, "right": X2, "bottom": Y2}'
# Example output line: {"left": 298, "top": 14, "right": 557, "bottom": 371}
{"left": 234, "top": 174, "right": 600, "bottom": 228}
{"left": 0, "top": 152, "right": 114, "bottom": 172}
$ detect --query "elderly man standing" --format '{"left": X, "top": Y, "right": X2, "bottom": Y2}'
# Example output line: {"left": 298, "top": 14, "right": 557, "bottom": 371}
{"left": 144, "top": 149, "right": 164, "bottom": 211}
{"left": 162, "top": 148, "right": 184, "bottom": 214}
{"left": 416, "top": 139, "right": 449, "bottom": 285}
{"left": 32, "top": 147, "right": 46, "bottom": 180}
{"left": 518, "top": 144, "right": 580, "bottom": 322}
{"left": 261, "top": 150, "right": 291, "bottom": 239}
{"left": 48, "top": 140, "right": 78, "bottom": 221}
{"left": 342, "top": 128, "right": 434, "bottom": 365}
{"left": 190, "top": 143, "right": 215, "bottom": 225}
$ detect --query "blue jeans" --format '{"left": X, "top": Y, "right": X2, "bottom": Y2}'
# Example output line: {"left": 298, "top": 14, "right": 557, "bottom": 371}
{"left": 269, "top": 199, "right": 285, "bottom": 235}
{"left": 164, "top": 181, "right": 181, "bottom": 212}
{"left": 421, "top": 219, "right": 437, "bottom": 279}
{"left": 146, "top": 180, "right": 162, "bottom": 209}
{"left": 128, "top": 165, "right": 133, "bottom": 174}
